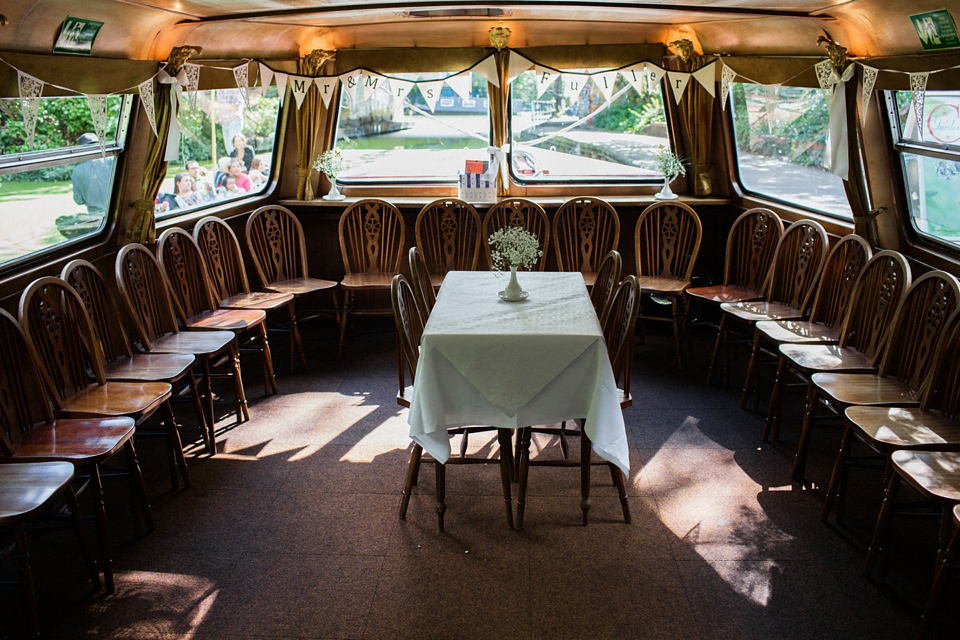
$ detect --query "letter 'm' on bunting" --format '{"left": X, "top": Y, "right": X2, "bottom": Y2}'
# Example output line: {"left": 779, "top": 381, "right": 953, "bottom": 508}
{"left": 417, "top": 80, "right": 445, "bottom": 112}
{"left": 591, "top": 70, "right": 619, "bottom": 103}
{"left": 290, "top": 76, "right": 310, "bottom": 109}
{"left": 668, "top": 71, "right": 691, "bottom": 103}
{"left": 362, "top": 73, "right": 383, "bottom": 102}
{"left": 692, "top": 61, "right": 717, "bottom": 98}
{"left": 314, "top": 77, "right": 339, "bottom": 108}
{"left": 534, "top": 65, "right": 557, "bottom": 99}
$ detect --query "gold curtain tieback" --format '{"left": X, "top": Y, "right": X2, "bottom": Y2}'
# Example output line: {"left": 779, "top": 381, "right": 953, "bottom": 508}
{"left": 131, "top": 198, "right": 155, "bottom": 210}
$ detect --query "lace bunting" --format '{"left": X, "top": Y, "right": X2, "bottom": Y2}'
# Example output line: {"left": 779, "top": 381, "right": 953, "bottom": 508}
{"left": 86, "top": 94, "right": 109, "bottom": 156}
{"left": 17, "top": 71, "right": 44, "bottom": 150}
{"left": 860, "top": 65, "right": 878, "bottom": 126}
{"left": 720, "top": 63, "right": 736, "bottom": 110}
{"left": 183, "top": 63, "right": 201, "bottom": 110}
{"left": 910, "top": 72, "right": 929, "bottom": 140}
{"left": 233, "top": 63, "right": 250, "bottom": 109}
{"left": 138, "top": 79, "right": 158, "bottom": 137}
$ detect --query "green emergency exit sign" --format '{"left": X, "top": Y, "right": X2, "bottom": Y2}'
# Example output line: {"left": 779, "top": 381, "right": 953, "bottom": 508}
{"left": 911, "top": 9, "right": 960, "bottom": 50}
{"left": 53, "top": 16, "right": 104, "bottom": 55}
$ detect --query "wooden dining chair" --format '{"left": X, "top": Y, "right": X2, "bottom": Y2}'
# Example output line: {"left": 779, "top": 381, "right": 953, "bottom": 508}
{"left": 709, "top": 219, "right": 828, "bottom": 385}
{"left": 821, "top": 307, "right": 960, "bottom": 525}
{"left": 739, "top": 234, "right": 871, "bottom": 411}
{"left": 633, "top": 201, "right": 703, "bottom": 370}
{"left": 245, "top": 204, "right": 340, "bottom": 360}
{"left": 194, "top": 216, "right": 303, "bottom": 372}
{"left": 339, "top": 199, "right": 406, "bottom": 359}
{"left": 591, "top": 250, "right": 622, "bottom": 326}
{"left": 408, "top": 246, "right": 436, "bottom": 318}
{"left": 0, "top": 461, "right": 100, "bottom": 637}
{"left": 552, "top": 197, "right": 620, "bottom": 287}
{"left": 765, "top": 250, "right": 911, "bottom": 442}
{"left": 792, "top": 270, "right": 960, "bottom": 482}
{"left": 482, "top": 198, "right": 551, "bottom": 271}
{"left": 115, "top": 243, "right": 243, "bottom": 450}
{"left": 61, "top": 259, "right": 200, "bottom": 490}
{"left": 415, "top": 198, "right": 482, "bottom": 287}
{"left": 917, "top": 503, "right": 960, "bottom": 640}
{"left": 392, "top": 275, "right": 514, "bottom": 531}
{"left": 0, "top": 307, "right": 143, "bottom": 595}
{"left": 158, "top": 228, "right": 276, "bottom": 398}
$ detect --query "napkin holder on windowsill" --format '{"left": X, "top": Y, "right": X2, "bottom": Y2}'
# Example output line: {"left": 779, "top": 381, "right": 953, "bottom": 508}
{"left": 458, "top": 171, "right": 497, "bottom": 203}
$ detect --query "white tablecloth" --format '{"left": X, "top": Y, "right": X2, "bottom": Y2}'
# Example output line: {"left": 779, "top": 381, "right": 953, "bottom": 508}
{"left": 407, "top": 271, "right": 629, "bottom": 475}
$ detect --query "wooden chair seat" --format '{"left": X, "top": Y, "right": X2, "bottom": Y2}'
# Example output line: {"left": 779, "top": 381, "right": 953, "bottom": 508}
{"left": 263, "top": 277, "right": 337, "bottom": 296}
{"left": 9, "top": 417, "right": 135, "bottom": 462}
{"left": 103, "top": 353, "right": 196, "bottom": 383}
{"left": 149, "top": 329, "right": 234, "bottom": 356}
{"left": 220, "top": 290, "right": 292, "bottom": 311}
{"left": 637, "top": 275, "right": 690, "bottom": 295}
{"left": 184, "top": 308, "right": 267, "bottom": 332}
{"left": 721, "top": 300, "right": 804, "bottom": 322}
{"left": 340, "top": 273, "right": 396, "bottom": 289}
{"left": 810, "top": 372, "right": 921, "bottom": 408}
{"left": 779, "top": 343, "right": 876, "bottom": 374}
{"left": 755, "top": 319, "right": 839, "bottom": 345}
{"left": 846, "top": 406, "right": 960, "bottom": 451}
{"left": 58, "top": 380, "right": 172, "bottom": 421}
{"left": 687, "top": 284, "right": 763, "bottom": 304}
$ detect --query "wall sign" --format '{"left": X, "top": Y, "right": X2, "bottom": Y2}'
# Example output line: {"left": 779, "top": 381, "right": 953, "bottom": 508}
{"left": 53, "top": 16, "right": 104, "bottom": 55}
{"left": 910, "top": 9, "right": 960, "bottom": 51}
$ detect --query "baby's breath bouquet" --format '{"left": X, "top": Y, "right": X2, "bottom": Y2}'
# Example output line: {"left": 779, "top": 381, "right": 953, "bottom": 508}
{"left": 314, "top": 148, "right": 347, "bottom": 180}
{"left": 489, "top": 226, "right": 542, "bottom": 271}
{"left": 655, "top": 145, "right": 686, "bottom": 181}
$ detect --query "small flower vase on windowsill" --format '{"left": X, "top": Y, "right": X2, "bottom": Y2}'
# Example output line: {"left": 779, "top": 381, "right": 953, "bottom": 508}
{"left": 323, "top": 179, "right": 345, "bottom": 201}
{"left": 654, "top": 145, "right": 685, "bottom": 201}
{"left": 655, "top": 176, "right": 678, "bottom": 200}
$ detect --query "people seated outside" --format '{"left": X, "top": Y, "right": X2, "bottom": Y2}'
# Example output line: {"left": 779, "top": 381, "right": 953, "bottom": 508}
{"left": 214, "top": 157, "right": 232, "bottom": 189}
{"left": 230, "top": 133, "right": 255, "bottom": 172}
{"left": 248, "top": 157, "right": 268, "bottom": 189}
{"left": 159, "top": 172, "right": 203, "bottom": 211}
{"left": 222, "top": 175, "right": 246, "bottom": 198}
{"left": 228, "top": 159, "right": 252, "bottom": 192}
{"left": 185, "top": 159, "right": 215, "bottom": 201}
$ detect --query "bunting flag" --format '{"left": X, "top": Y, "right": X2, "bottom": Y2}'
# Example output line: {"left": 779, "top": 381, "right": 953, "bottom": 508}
{"left": 534, "top": 65, "right": 559, "bottom": 99}
{"left": 339, "top": 69, "right": 362, "bottom": 104}
{"left": 417, "top": 80, "right": 444, "bottom": 112}
{"left": 591, "top": 70, "right": 619, "bottom": 103}
{"left": 814, "top": 59, "right": 837, "bottom": 97}
{"left": 233, "top": 62, "right": 250, "bottom": 109}
{"left": 692, "top": 61, "right": 717, "bottom": 98}
{"left": 86, "top": 94, "right": 108, "bottom": 156}
{"left": 445, "top": 72, "right": 473, "bottom": 103}
{"left": 562, "top": 73, "right": 585, "bottom": 103}
{"left": 764, "top": 84, "right": 781, "bottom": 130}
{"left": 389, "top": 78, "right": 414, "bottom": 114}
{"left": 183, "top": 63, "right": 200, "bottom": 109}
{"left": 290, "top": 75, "right": 311, "bottom": 109}
{"left": 275, "top": 72, "right": 288, "bottom": 107}
{"left": 720, "top": 63, "right": 737, "bottom": 110}
{"left": 506, "top": 51, "right": 532, "bottom": 83}
{"left": 910, "top": 72, "right": 929, "bottom": 140}
{"left": 259, "top": 62, "right": 274, "bottom": 90}
{"left": 667, "top": 71, "right": 691, "bottom": 103}
{"left": 361, "top": 72, "right": 384, "bottom": 102}
{"left": 645, "top": 64, "right": 664, "bottom": 93}
{"left": 474, "top": 54, "right": 500, "bottom": 87}
{"left": 620, "top": 62, "right": 647, "bottom": 94}
{"left": 137, "top": 78, "right": 157, "bottom": 137}
{"left": 314, "top": 77, "right": 339, "bottom": 108}
{"left": 860, "top": 65, "right": 878, "bottom": 126}
{"left": 17, "top": 70, "right": 43, "bottom": 150}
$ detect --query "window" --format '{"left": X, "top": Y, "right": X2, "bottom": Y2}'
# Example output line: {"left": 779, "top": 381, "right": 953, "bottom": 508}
{"left": 334, "top": 73, "right": 491, "bottom": 182}
{"left": 889, "top": 90, "right": 960, "bottom": 249}
{"left": 509, "top": 69, "right": 669, "bottom": 182}
{"left": 730, "top": 83, "right": 852, "bottom": 218}
{"left": 156, "top": 86, "right": 281, "bottom": 219}
{"left": 0, "top": 94, "right": 130, "bottom": 267}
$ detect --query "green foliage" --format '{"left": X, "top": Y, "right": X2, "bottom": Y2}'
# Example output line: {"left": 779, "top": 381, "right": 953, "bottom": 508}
{"left": 591, "top": 92, "right": 664, "bottom": 133}
{"left": 731, "top": 83, "right": 750, "bottom": 148}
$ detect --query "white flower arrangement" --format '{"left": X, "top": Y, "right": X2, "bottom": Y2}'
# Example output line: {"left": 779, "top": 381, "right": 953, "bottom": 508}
{"left": 655, "top": 145, "right": 686, "bottom": 181}
{"left": 489, "top": 226, "right": 542, "bottom": 271}
{"left": 313, "top": 148, "right": 348, "bottom": 180}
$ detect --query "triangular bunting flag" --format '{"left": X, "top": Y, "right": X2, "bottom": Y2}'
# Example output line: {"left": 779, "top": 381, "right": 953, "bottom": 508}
{"left": 361, "top": 72, "right": 384, "bottom": 102}
{"left": 389, "top": 78, "right": 414, "bottom": 114}
{"left": 290, "top": 76, "right": 311, "bottom": 109}
{"left": 233, "top": 63, "right": 250, "bottom": 109}
{"left": 86, "top": 94, "right": 109, "bottom": 156}
{"left": 562, "top": 73, "right": 586, "bottom": 103}
{"left": 692, "top": 61, "right": 717, "bottom": 98}
{"left": 507, "top": 51, "right": 533, "bottom": 83}
{"left": 620, "top": 62, "right": 647, "bottom": 94}
{"left": 591, "top": 70, "right": 619, "bottom": 103}
{"left": 474, "top": 54, "right": 500, "bottom": 87}
{"left": 860, "top": 65, "right": 879, "bottom": 127}
{"left": 721, "top": 63, "right": 737, "bottom": 110}
{"left": 17, "top": 70, "right": 43, "bottom": 150}
{"left": 137, "top": 78, "right": 157, "bottom": 137}
{"left": 183, "top": 63, "right": 200, "bottom": 109}
{"left": 645, "top": 64, "right": 665, "bottom": 93}
{"left": 815, "top": 59, "right": 837, "bottom": 95}
{"left": 339, "top": 70, "right": 362, "bottom": 102}
{"left": 668, "top": 72, "right": 691, "bottom": 103}
{"left": 275, "top": 72, "right": 288, "bottom": 107}
{"left": 417, "top": 80, "right": 444, "bottom": 112}
{"left": 259, "top": 62, "right": 274, "bottom": 89}
{"left": 314, "top": 77, "right": 339, "bottom": 109}
{"left": 910, "top": 72, "right": 929, "bottom": 140}
{"left": 534, "top": 65, "right": 558, "bottom": 99}
{"left": 445, "top": 72, "right": 473, "bottom": 103}
{"left": 764, "top": 84, "right": 781, "bottom": 130}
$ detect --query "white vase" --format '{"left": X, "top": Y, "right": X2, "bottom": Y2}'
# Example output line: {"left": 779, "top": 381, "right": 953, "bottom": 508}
{"left": 503, "top": 265, "right": 525, "bottom": 299}
{"left": 655, "top": 176, "right": 679, "bottom": 200}
{"left": 322, "top": 180, "right": 346, "bottom": 201}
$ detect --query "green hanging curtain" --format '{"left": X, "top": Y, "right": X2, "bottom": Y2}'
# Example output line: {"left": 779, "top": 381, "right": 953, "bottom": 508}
{"left": 672, "top": 42, "right": 716, "bottom": 196}
{"left": 295, "top": 50, "right": 333, "bottom": 200}
{"left": 844, "top": 73, "right": 880, "bottom": 246}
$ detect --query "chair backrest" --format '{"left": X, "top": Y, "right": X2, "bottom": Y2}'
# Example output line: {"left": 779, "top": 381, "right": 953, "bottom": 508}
{"left": 339, "top": 199, "right": 406, "bottom": 277}
{"left": 762, "top": 219, "right": 829, "bottom": 311}
{"left": 61, "top": 259, "right": 135, "bottom": 363}
{"left": 591, "top": 250, "right": 622, "bottom": 325}
{"left": 409, "top": 246, "right": 436, "bottom": 318}
{"left": 602, "top": 275, "right": 641, "bottom": 398}
{"left": 876, "top": 270, "right": 960, "bottom": 390}
{"left": 837, "top": 250, "right": 912, "bottom": 358}
{"left": 19, "top": 277, "right": 107, "bottom": 410}
{"left": 0, "top": 308, "right": 56, "bottom": 456}
{"left": 806, "top": 234, "right": 872, "bottom": 328}
{"left": 415, "top": 198, "right": 482, "bottom": 278}
{"left": 633, "top": 201, "right": 702, "bottom": 281}
{"left": 194, "top": 216, "right": 252, "bottom": 302}
{"left": 245, "top": 205, "right": 310, "bottom": 286}
{"left": 552, "top": 197, "right": 620, "bottom": 274}
{"left": 722, "top": 207, "right": 783, "bottom": 290}
{"left": 391, "top": 274, "right": 425, "bottom": 396}
{"left": 115, "top": 243, "right": 184, "bottom": 349}
{"left": 483, "top": 198, "right": 551, "bottom": 271}
{"left": 157, "top": 228, "right": 219, "bottom": 321}
{"left": 919, "top": 307, "right": 960, "bottom": 418}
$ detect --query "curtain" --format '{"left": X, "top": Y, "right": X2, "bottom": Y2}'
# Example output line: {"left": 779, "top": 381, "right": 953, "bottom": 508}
{"left": 295, "top": 52, "right": 331, "bottom": 200}
{"left": 675, "top": 55, "right": 716, "bottom": 196}
{"left": 844, "top": 73, "right": 880, "bottom": 246}
{"left": 125, "top": 83, "right": 172, "bottom": 243}
{"left": 487, "top": 49, "right": 510, "bottom": 196}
